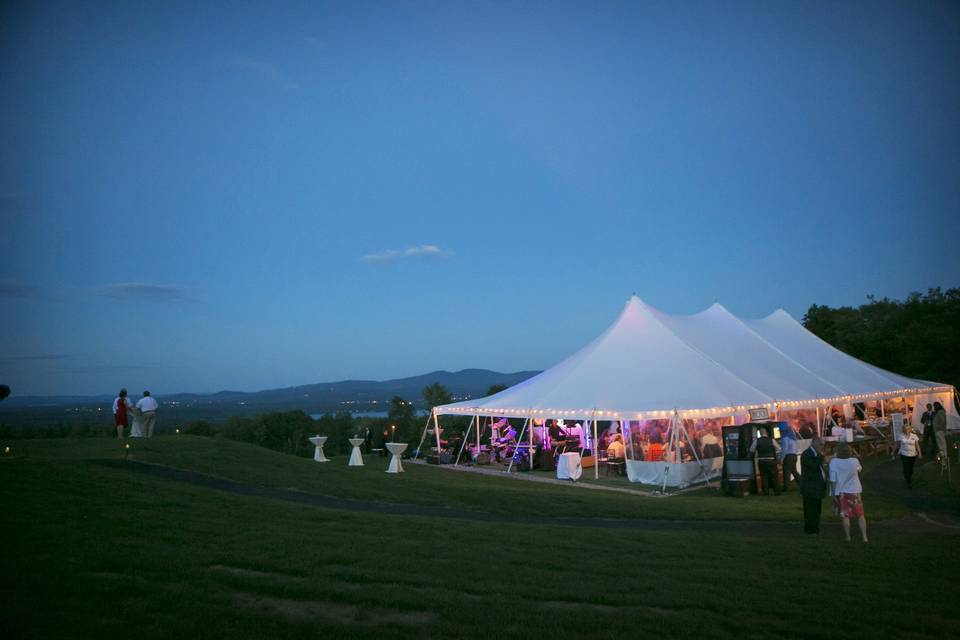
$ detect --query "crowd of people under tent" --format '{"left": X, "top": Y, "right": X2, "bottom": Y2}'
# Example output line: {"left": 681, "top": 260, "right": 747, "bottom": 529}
{"left": 442, "top": 395, "right": 949, "bottom": 468}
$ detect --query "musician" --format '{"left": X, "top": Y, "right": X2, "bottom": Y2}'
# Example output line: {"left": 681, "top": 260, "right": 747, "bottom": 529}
{"left": 492, "top": 419, "right": 517, "bottom": 462}
{"left": 548, "top": 419, "right": 564, "bottom": 444}
{"left": 570, "top": 422, "right": 585, "bottom": 449}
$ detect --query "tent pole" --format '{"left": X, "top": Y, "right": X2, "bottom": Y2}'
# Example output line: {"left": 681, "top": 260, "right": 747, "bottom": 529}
{"left": 661, "top": 413, "right": 678, "bottom": 494}
{"left": 880, "top": 399, "right": 885, "bottom": 418}
{"left": 413, "top": 412, "right": 434, "bottom": 459}
{"left": 529, "top": 414, "right": 534, "bottom": 471}
{"left": 432, "top": 411, "right": 442, "bottom": 455}
{"left": 815, "top": 406, "right": 821, "bottom": 437}
{"left": 592, "top": 414, "right": 599, "bottom": 480}
{"left": 507, "top": 418, "right": 529, "bottom": 473}
{"left": 454, "top": 415, "right": 475, "bottom": 466}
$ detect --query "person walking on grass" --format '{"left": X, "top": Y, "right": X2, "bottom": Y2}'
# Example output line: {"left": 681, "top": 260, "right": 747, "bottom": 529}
{"left": 112, "top": 388, "right": 132, "bottom": 439}
{"left": 136, "top": 390, "right": 159, "bottom": 438}
{"left": 800, "top": 437, "right": 827, "bottom": 534}
{"left": 898, "top": 424, "right": 922, "bottom": 489}
{"left": 829, "top": 442, "right": 868, "bottom": 543}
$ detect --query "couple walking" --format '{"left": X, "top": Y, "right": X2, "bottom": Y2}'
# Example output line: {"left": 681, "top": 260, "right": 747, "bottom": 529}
{"left": 800, "top": 438, "right": 868, "bottom": 543}
{"left": 113, "top": 388, "right": 159, "bottom": 438}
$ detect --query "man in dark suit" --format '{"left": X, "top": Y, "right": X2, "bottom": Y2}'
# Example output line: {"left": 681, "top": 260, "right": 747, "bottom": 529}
{"left": 800, "top": 437, "right": 827, "bottom": 534}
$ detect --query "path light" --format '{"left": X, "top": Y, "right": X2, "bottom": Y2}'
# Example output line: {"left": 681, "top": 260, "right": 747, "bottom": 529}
{"left": 175, "top": 427, "right": 180, "bottom": 434}
{"left": 3, "top": 446, "right": 9, "bottom": 455}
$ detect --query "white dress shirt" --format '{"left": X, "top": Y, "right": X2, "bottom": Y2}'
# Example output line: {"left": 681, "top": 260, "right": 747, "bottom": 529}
{"left": 136, "top": 396, "right": 159, "bottom": 412}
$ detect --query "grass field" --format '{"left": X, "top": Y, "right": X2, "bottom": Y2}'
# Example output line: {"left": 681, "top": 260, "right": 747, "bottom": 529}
{"left": 2, "top": 436, "right": 958, "bottom": 639}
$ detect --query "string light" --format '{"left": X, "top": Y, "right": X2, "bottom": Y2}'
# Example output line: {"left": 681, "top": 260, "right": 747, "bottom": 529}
{"left": 438, "top": 385, "right": 952, "bottom": 420}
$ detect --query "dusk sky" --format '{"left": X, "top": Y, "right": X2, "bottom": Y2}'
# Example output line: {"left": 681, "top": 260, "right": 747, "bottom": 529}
{"left": 2, "top": 1, "right": 958, "bottom": 396}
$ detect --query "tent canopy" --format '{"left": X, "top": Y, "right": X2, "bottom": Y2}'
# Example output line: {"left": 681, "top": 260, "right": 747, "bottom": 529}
{"left": 436, "top": 296, "right": 953, "bottom": 421}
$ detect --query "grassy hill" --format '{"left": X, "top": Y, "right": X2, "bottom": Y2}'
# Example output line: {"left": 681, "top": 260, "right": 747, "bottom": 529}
{"left": 2, "top": 436, "right": 958, "bottom": 639}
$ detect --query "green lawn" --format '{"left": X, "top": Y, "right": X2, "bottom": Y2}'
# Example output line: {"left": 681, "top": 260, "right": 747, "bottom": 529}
{"left": 3, "top": 436, "right": 906, "bottom": 522}
{"left": 2, "top": 436, "right": 958, "bottom": 639}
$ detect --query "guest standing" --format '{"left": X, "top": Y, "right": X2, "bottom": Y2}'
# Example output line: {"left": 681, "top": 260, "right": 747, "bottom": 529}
{"left": 112, "top": 388, "right": 132, "bottom": 439}
{"left": 780, "top": 422, "right": 802, "bottom": 490}
{"left": 800, "top": 437, "right": 827, "bottom": 534}
{"left": 750, "top": 429, "right": 781, "bottom": 496}
{"left": 898, "top": 424, "right": 922, "bottom": 489}
{"left": 136, "top": 390, "right": 159, "bottom": 438}
{"left": 932, "top": 402, "right": 947, "bottom": 460}
{"left": 920, "top": 403, "right": 935, "bottom": 455}
{"left": 828, "top": 443, "right": 868, "bottom": 543}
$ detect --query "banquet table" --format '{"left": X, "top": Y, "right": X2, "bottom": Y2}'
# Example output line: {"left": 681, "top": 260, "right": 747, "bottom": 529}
{"left": 348, "top": 437, "right": 365, "bottom": 466}
{"left": 385, "top": 442, "right": 408, "bottom": 474}
{"left": 556, "top": 452, "right": 582, "bottom": 481}
{"left": 308, "top": 435, "right": 329, "bottom": 463}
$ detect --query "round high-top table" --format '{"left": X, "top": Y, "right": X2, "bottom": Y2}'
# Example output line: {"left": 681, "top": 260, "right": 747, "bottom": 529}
{"left": 385, "top": 442, "right": 408, "bottom": 473}
{"left": 556, "top": 452, "right": 582, "bottom": 481}
{"left": 308, "top": 435, "right": 329, "bottom": 463}
{"left": 348, "top": 437, "right": 365, "bottom": 466}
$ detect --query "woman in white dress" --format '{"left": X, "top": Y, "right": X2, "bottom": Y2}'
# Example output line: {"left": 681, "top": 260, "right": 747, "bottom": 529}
{"left": 129, "top": 406, "right": 145, "bottom": 437}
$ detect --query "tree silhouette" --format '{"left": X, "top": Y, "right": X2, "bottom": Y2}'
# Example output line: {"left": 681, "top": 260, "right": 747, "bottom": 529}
{"left": 422, "top": 382, "right": 452, "bottom": 410}
{"left": 485, "top": 384, "right": 508, "bottom": 397}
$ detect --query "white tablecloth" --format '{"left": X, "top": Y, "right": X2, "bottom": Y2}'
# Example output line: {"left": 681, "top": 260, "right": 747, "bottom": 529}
{"left": 348, "top": 438, "right": 365, "bottom": 466}
{"left": 557, "top": 452, "right": 582, "bottom": 481}
{"left": 308, "top": 436, "right": 329, "bottom": 463}
{"left": 385, "top": 442, "right": 407, "bottom": 473}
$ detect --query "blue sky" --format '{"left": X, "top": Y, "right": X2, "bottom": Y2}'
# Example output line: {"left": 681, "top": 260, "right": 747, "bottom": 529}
{"left": 1, "top": 1, "right": 958, "bottom": 396}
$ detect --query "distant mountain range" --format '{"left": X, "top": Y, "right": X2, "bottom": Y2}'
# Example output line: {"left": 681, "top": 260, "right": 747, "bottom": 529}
{"left": 1, "top": 369, "right": 540, "bottom": 413}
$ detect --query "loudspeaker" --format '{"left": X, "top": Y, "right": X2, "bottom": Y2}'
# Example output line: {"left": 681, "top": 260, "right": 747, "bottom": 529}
{"left": 426, "top": 455, "right": 441, "bottom": 465}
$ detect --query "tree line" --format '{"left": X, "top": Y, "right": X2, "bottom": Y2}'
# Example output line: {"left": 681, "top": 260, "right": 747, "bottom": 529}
{"left": 803, "top": 287, "right": 960, "bottom": 390}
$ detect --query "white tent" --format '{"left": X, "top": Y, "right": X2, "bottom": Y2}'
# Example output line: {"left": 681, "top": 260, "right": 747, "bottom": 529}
{"left": 433, "top": 296, "right": 958, "bottom": 486}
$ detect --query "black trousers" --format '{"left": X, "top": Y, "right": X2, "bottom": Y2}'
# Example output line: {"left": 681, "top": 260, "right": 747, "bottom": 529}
{"left": 922, "top": 429, "right": 937, "bottom": 456}
{"left": 901, "top": 454, "right": 917, "bottom": 486}
{"left": 782, "top": 454, "right": 800, "bottom": 486}
{"left": 758, "top": 460, "right": 780, "bottom": 495}
{"left": 803, "top": 496, "right": 822, "bottom": 533}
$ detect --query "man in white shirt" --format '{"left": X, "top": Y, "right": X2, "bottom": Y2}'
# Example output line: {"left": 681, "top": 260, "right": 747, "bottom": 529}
{"left": 136, "top": 390, "right": 159, "bottom": 438}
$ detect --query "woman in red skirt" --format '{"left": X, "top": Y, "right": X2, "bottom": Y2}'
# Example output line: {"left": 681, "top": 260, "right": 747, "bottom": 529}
{"left": 828, "top": 442, "right": 868, "bottom": 543}
{"left": 112, "top": 388, "right": 132, "bottom": 439}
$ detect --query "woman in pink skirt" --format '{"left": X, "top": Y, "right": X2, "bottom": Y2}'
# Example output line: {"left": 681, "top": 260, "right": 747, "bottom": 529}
{"left": 828, "top": 442, "right": 868, "bottom": 543}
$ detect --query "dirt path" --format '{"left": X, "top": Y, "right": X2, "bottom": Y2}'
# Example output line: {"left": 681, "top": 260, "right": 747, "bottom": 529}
{"left": 96, "top": 458, "right": 959, "bottom": 535}
{"left": 863, "top": 456, "right": 960, "bottom": 531}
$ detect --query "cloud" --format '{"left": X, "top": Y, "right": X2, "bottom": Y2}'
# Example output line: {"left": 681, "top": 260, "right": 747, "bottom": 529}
{"left": 0, "top": 280, "right": 37, "bottom": 298}
{"left": 223, "top": 55, "right": 301, "bottom": 91}
{"left": 93, "top": 283, "right": 193, "bottom": 303}
{"left": 361, "top": 244, "right": 454, "bottom": 264}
